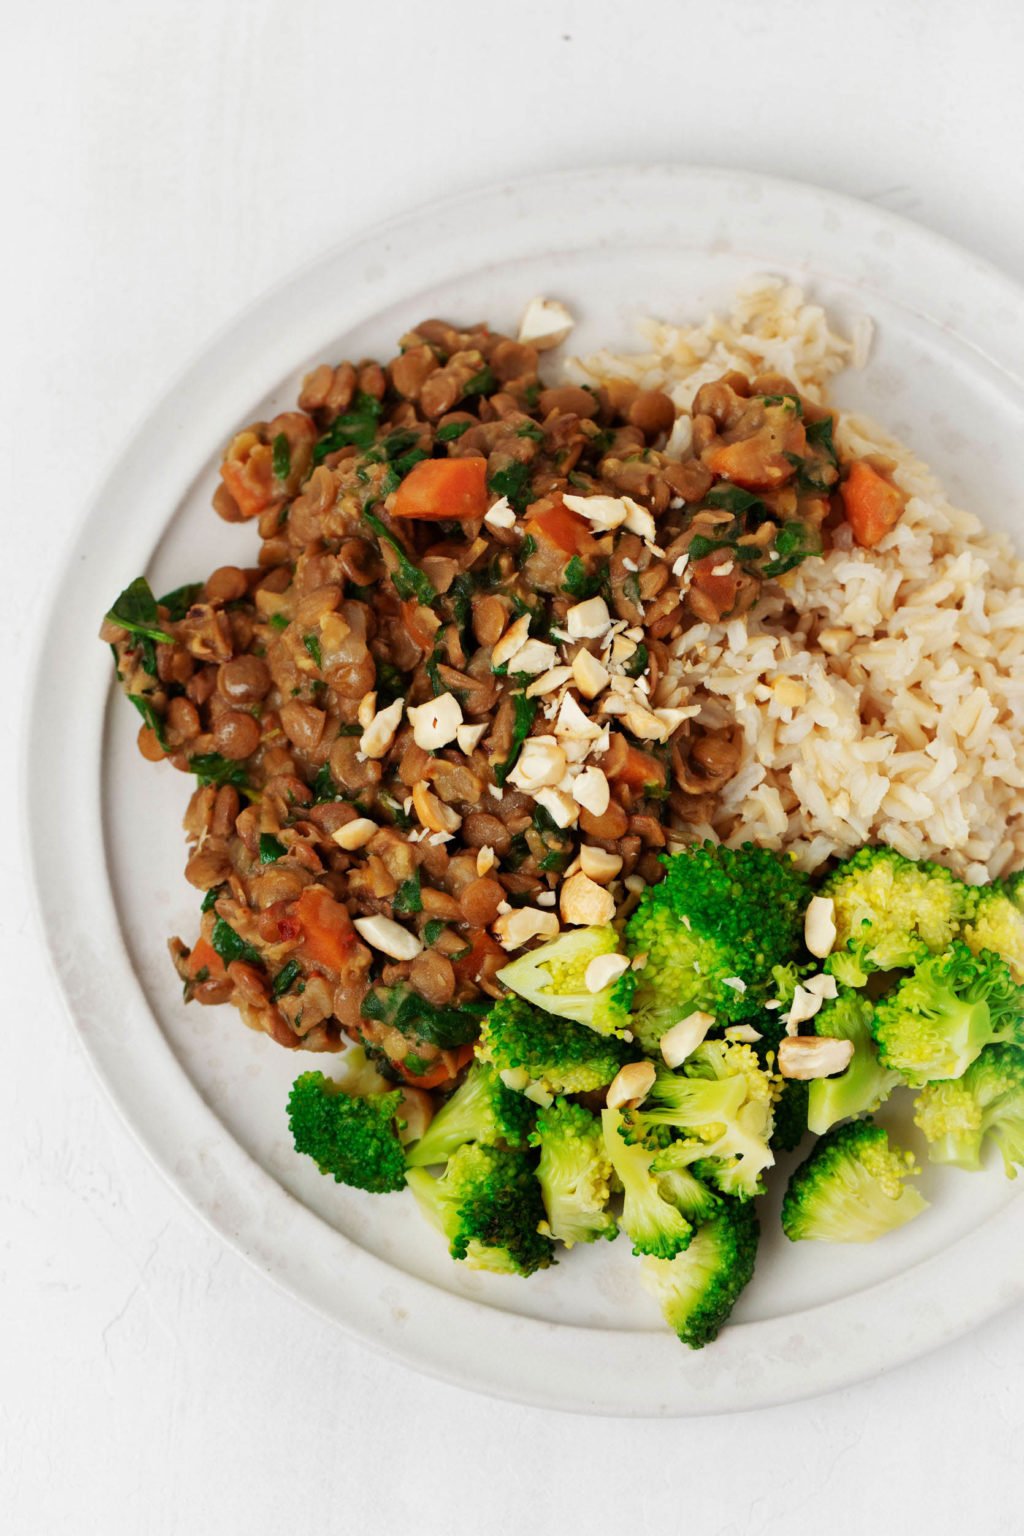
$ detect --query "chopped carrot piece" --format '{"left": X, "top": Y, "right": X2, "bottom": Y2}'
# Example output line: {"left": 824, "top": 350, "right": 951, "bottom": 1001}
{"left": 608, "top": 744, "right": 666, "bottom": 794}
{"left": 703, "top": 407, "right": 806, "bottom": 491}
{"left": 185, "top": 937, "right": 225, "bottom": 980}
{"left": 394, "top": 1043, "right": 476, "bottom": 1089}
{"left": 690, "top": 553, "right": 744, "bottom": 617}
{"left": 522, "top": 500, "right": 592, "bottom": 555}
{"left": 840, "top": 460, "right": 906, "bottom": 548}
{"left": 390, "top": 457, "right": 489, "bottom": 520}
{"left": 292, "top": 886, "right": 358, "bottom": 974}
{"left": 452, "top": 929, "right": 506, "bottom": 988}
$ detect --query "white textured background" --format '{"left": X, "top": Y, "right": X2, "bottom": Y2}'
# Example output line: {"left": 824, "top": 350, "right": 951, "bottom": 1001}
{"left": 5, "top": 2, "right": 1023, "bottom": 1531}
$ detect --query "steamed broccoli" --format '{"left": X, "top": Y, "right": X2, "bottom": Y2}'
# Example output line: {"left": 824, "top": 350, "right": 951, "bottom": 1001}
{"left": 807, "top": 989, "right": 903, "bottom": 1135}
{"left": 530, "top": 1099, "right": 618, "bottom": 1247}
{"left": 405, "top": 1062, "right": 534, "bottom": 1168}
{"left": 619, "top": 842, "right": 810, "bottom": 1053}
{"left": 648, "top": 1159, "right": 722, "bottom": 1225}
{"left": 769, "top": 1079, "right": 809, "bottom": 1153}
{"left": 913, "top": 1044, "right": 1024, "bottom": 1175}
{"left": 621, "top": 1042, "right": 777, "bottom": 1200}
{"left": 497, "top": 926, "right": 630, "bottom": 1036}
{"left": 781, "top": 1120, "right": 927, "bottom": 1243}
{"left": 640, "top": 1199, "right": 759, "bottom": 1349}
{"left": 288, "top": 1071, "right": 407, "bottom": 1193}
{"left": 753, "top": 994, "right": 809, "bottom": 1152}
{"left": 477, "top": 994, "right": 633, "bottom": 1096}
{"left": 601, "top": 1108, "right": 694, "bottom": 1259}
{"left": 962, "top": 882, "right": 1024, "bottom": 983}
{"left": 406, "top": 1143, "right": 554, "bottom": 1276}
{"left": 823, "top": 846, "right": 972, "bottom": 987}
{"left": 871, "top": 941, "right": 1024, "bottom": 1085}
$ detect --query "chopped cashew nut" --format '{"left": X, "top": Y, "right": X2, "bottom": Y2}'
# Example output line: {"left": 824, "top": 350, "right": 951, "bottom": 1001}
{"left": 804, "top": 896, "right": 837, "bottom": 959}
{"left": 508, "top": 638, "right": 559, "bottom": 675}
{"left": 455, "top": 721, "right": 488, "bottom": 754}
{"left": 622, "top": 497, "right": 657, "bottom": 542}
{"left": 357, "top": 691, "right": 377, "bottom": 729}
{"left": 517, "top": 296, "right": 574, "bottom": 349}
{"left": 526, "top": 666, "right": 573, "bottom": 698}
{"left": 724, "top": 1024, "right": 763, "bottom": 1044}
{"left": 412, "top": 782, "right": 462, "bottom": 833}
{"left": 606, "top": 1060, "right": 657, "bottom": 1110}
{"left": 655, "top": 706, "right": 699, "bottom": 733}
{"left": 778, "top": 1036, "right": 855, "bottom": 1080}
{"left": 664, "top": 416, "right": 692, "bottom": 459}
{"left": 785, "top": 984, "right": 825, "bottom": 1035}
{"left": 490, "top": 613, "right": 532, "bottom": 670}
{"left": 804, "top": 972, "right": 839, "bottom": 1000}
{"left": 554, "top": 692, "right": 602, "bottom": 740}
{"left": 623, "top": 702, "right": 671, "bottom": 742}
{"left": 563, "top": 493, "right": 629, "bottom": 531}
{"left": 353, "top": 915, "right": 423, "bottom": 961}
{"left": 660, "top": 1010, "right": 715, "bottom": 1068}
{"left": 572, "top": 648, "right": 610, "bottom": 699}
{"left": 585, "top": 952, "right": 631, "bottom": 993}
{"left": 579, "top": 845, "right": 623, "bottom": 883}
{"left": 533, "top": 786, "right": 579, "bottom": 828}
{"left": 566, "top": 596, "right": 612, "bottom": 640}
{"left": 332, "top": 817, "right": 377, "bottom": 850}
{"left": 560, "top": 871, "right": 615, "bottom": 926}
{"left": 499, "top": 1066, "right": 531, "bottom": 1092}
{"left": 359, "top": 697, "right": 404, "bottom": 759}
{"left": 483, "top": 496, "right": 516, "bottom": 530}
{"left": 408, "top": 692, "right": 463, "bottom": 751}
{"left": 508, "top": 737, "right": 567, "bottom": 792}
{"left": 475, "top": 845, "right": 496, "bottom": 877}
{"left": 494, "top": 907, "right": 561, "bottom": 950}
{"left": 571, "top": 766, "right": 611, "bottom": 816}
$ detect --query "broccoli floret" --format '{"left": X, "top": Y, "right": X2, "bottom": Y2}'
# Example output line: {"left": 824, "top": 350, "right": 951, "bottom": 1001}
{"left": 477, "top": 994, "right": 633, "bottom": 1095}
{"left": 406, "top": 1143, "right": 554, "bottom": 1276}
{"left": 497, "top": 925, "right": 630, "bottom": 1036}
{"left": 752, "top": 1000, "right": 809, "bottom": 1151}
{"left": 647, "top": 1158, "right": 722, "bottom": 1225}
{"left": 770, "top": 1079, "right": 810, "bottom": 1153}
{"left": 962, "top": 883, "right": 1024, "bottom": 983}
{"left": 621, "top": 841, "right": 810, "bottom": 1052}
{"left": 622, "top": 1042, "right": 776, "bottom": 1200}
{"left": 601, "top": 1108, "right": 694, "bottom": 1259}
{"left": 913, "top": 1044, "right": 1024, "bottom": 1175}
{"left": 823, "top": 846, "right": 972, "bottom": 986}
{"left": 640, "top": 1199, "right": 759, "bottom": 1349}
{"left": 287, "top": 1071, "right": 407, "bottom": 1193}
{"left": 781, "top": 1120, "right": 927, "bottom": 1243}
{"left": 871, "top": 941, "right": 1024, "bottom": 1085}
{"left": 405, "top": 1062, "right": 535, "bottom": 1169}
{"left": 807, "top": 989, "right": 903, "bottom": 1135}
{"left": 530, "top": 1099, "right": 618, "bottom": 1247}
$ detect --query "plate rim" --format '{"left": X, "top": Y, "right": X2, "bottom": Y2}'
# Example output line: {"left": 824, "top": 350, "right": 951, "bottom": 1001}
{"left": 25, "top": 163, "right": 1024, "bottom": 1416}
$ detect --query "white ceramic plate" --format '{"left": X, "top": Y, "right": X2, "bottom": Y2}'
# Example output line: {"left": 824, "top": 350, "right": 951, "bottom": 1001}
{"left": 27, "top": 167, "right": 1024, "bottom": 1415}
